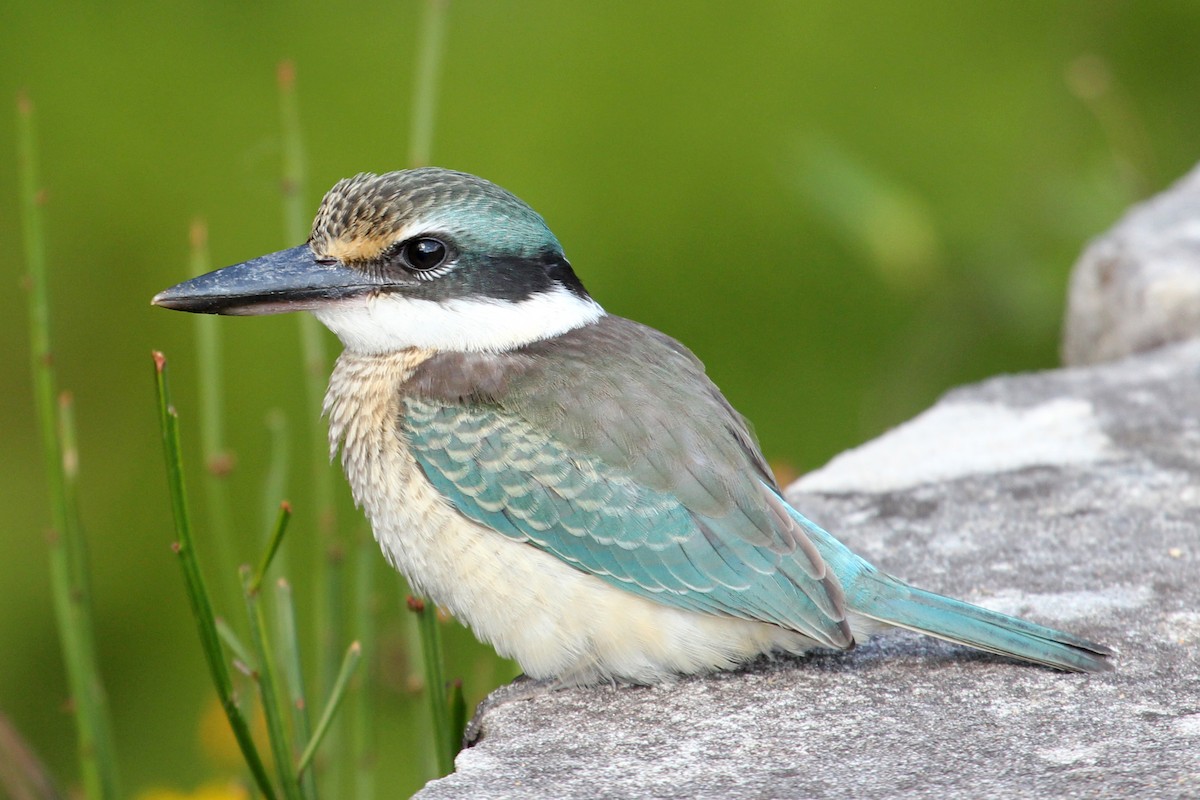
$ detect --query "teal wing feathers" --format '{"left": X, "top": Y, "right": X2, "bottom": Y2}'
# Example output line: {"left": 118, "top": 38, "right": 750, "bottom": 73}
{"left": 398, "top": 317, "right": 1110, "bottom": 672}
{"left": 404, "top": 397, "right": 853, "bottom": 649}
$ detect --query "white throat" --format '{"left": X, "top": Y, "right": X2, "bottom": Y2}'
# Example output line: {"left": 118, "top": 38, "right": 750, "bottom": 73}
{"left": 313, "top": 285, "right": 606, "bottom": 354}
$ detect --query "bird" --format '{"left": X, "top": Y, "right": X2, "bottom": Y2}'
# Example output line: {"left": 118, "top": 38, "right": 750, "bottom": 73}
{"left": 153, "top": 168, "right": 1112, "bottom": 685}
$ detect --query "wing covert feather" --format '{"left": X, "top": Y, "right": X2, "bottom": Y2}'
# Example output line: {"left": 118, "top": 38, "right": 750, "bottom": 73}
{"left": 403, "top": 394, "right": 852, "bottom": 648}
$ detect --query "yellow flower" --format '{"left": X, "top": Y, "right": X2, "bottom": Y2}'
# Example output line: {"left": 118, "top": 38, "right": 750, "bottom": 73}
{"left": 136, "top": 780, "right": 249, "bottom": 800}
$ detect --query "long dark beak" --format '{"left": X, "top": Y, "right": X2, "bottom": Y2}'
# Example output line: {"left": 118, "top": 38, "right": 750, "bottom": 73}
{"left": 152, "top": 244, "right": 376, "bottom": 316}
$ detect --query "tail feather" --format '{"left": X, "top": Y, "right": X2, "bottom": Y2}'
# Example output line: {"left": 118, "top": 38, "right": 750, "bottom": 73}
{"left": 785, "top": 502, "right": 1114, "bottom": 673}
{"left": 853, "top": 572, "right": 1113, "bottom": 673}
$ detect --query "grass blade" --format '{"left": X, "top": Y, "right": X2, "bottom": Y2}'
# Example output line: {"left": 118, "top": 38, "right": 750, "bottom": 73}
{"left": 275, "top": 579, "right": 316, "bottom": 799}
{"left": 190, "top": 218, "right": 240, "bottom": 608}
{"left": 297, "top": 642, "right": 362, "bottom": 776}
{"left": 407, "top": 0, "right": 450, "bottom": 167}
{"left": 277, "top": 61, "right": 336, "bottom": 539}
{"left": 242, "top": 566, "right": 303, "bottom": 800}
{"left": 251, "top": 502, "right": 292, "bottom": 595}
{"left": 153, "top": 352, "right": 277, "bottom": 800}
{"left": 351, "top": 541, "right": 378, "bottom": 800}
{"left": 277, "top": 59, "right": 345, "bottom": 793}
{"left": 215, "top": 618, "right": 255, "bottom": 673}
{"left": 261, "top": 410, "right": 291, "bottom": 571}
{"left": 447, "top": 679, "right": 466, "bottom": 756}
{"left": 408, "top": 597, "right": 454, "bottom": 775}
{"left": 18, "top": 90, "right": 120, "bottom": 800}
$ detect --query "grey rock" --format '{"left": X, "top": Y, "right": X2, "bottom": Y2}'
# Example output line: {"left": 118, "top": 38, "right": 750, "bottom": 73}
{"left": 417, "top": 340, "right": 1200, "bottom": 800}
{"left": 1063, "top": 162, "right": 1200, "bottom": 366}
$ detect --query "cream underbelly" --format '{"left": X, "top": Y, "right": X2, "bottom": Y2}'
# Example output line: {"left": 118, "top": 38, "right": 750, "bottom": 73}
{"left": 325, "top": 350, "right": 825, "bottom": 685}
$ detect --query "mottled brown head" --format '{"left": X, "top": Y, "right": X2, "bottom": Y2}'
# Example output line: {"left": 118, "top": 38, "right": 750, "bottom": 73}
{"left": 310, "top": 169, "right": 564, "bottom": 266}
{"left": 154, "top": 167, "right": 604, "bottom": 353}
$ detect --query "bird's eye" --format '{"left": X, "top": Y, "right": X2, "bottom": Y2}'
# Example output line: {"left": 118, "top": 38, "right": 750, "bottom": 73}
{"left": 401, "top": 237, "right": 448, "bottom": 271}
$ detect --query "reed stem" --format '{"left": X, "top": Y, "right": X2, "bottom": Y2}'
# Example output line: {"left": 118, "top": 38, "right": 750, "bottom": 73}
{"left": 243, "top": 565, "right": 304, "bottom": 800}
{"left": 190, "top": 218, "right": 240, "bottom": 608}
{"left": 18, "top": 90, "right": 120, "bottom": 800}
{"left": 277, "top": 60, "right": 346, "bottom": 792}
{"left": 408, "top": 597, "right": 454, "bottom": 775}
{"left": 153, "top": 352, "right": 277, "bottom": 800}
{"left": 408, "top": 0, "right": 450, "bottom": 168}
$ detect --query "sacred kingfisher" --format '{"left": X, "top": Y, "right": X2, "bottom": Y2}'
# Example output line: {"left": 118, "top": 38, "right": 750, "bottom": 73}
{"left": 154, "top": 168, "right": 1111, "bottom": 684}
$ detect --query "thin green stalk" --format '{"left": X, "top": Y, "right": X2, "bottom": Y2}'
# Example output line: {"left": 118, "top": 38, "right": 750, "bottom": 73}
{"left": 277, "top": 61, "right": 344, "bottom": 789}
{"left": 243, "top": 567, "right": 303, "bottom": 800}
{"left": 404, "top": 2, "right": 458, "bottom": 776}
{"left": 297, "top": 642, "right": 362, "bottom": 776}
{"left": 398, "top": 578, "right": 426, "bottom": 696}
{"left": 408, "top": 597, "right": 454, "bottom": 775}
{"left": 191, "top": 217, "right": 240, "bottom": 608}
{"left": 276, "top": 63, "right": 335, "bottom": 527}
{"left": 247, "top": 504, "right": 305, "bottom": 797}
{"left": 252, "top": 503, "right": 292, "bottom": 594}
{"left": 154, "top": 352, "right": 277, "bottom": 800}
{"left": 261, "top": 410, "right": 291, "bottom": 575}
{"left": 274, "top": 579, "right": 315, "bottom": 800}
{"left": 351, "top": 541, "right": 377, "bottom": 800}
{"left": 277, "top": 61, "right": 310, "bottom": 248}
{"left": 216, "top": 618, "right": 255, "bottom": 673}
{"left": 190, "top": 219, "right": 222, "bottom": 458}
{"left": 55, "top": 392, "right": 118, "bottom": 778}
{"left": 278, "top": 61, "right": 332, "bottom": 514}
{"left": 407, "top": 0, "right": 450, "bottom": 168}
{"left": 447, "top": 680, "right": 466, "bottom": 755}
{"left": 18, "top": 90, "right": 119, "bottom": 800}
{"left": 318, "top": 547, "right": 344, "bottom": 792}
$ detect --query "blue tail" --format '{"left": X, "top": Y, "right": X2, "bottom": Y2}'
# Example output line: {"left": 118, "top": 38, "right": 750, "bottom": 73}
{"left": 788, "top": 505, "right": 1113, "bottom": 672}
{"left": 846, "top": 571, "right": 1113, "bottom": 672}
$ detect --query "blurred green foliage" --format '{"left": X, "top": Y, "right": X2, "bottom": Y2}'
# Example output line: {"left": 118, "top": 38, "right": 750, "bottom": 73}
{"left": 2, "top": 1, "right": 1198, "bottom": 796}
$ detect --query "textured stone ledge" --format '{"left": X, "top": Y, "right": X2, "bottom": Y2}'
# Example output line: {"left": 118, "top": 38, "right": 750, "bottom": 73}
{"left": 418, "top": 340, "right": 1200, "bottom": 799}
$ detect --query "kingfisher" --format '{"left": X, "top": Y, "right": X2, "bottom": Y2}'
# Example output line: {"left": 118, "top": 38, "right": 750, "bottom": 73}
{"left": 154, "top": 168, "right": 1112, "bottom": 684}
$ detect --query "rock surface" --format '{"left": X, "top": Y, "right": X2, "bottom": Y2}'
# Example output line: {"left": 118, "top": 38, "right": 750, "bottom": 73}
{"left": 417, "top": 340, "right": 1200, "bottom": 800}
{"left": 1062, "top": 163, "right": 1200, "bottom": 365}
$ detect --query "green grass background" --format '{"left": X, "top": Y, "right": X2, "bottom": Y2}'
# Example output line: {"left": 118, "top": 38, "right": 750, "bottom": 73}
{"left": 2, "top": 1, "right": 1198, "bottom": 795}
